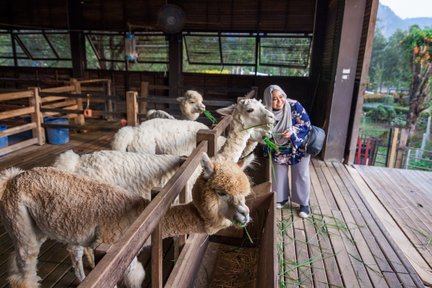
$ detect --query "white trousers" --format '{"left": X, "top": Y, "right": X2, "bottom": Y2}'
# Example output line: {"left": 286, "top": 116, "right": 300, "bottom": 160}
{"left": 271, "top": 154, "right": 311, "bottom": 205}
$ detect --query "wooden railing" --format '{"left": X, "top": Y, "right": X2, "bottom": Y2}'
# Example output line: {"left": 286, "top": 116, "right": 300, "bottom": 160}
{"left": 78, "top": 109, "right": 247, "bottom": 288}
{"left": 0, "top": 78, "right": 114, "bottom": 154}
{"left": 137, "top": 82, "right": 258, "bottom": 120}
{"left": 0, "top": 88, "right": 44, "bottom": 155}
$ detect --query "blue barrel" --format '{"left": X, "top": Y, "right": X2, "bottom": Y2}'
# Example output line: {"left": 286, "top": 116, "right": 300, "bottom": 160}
{"left": 0, "top": 125, "right": 8, "bottom": 149}
{"left": 45, "top": 117, "right": 69, "bottom": 144}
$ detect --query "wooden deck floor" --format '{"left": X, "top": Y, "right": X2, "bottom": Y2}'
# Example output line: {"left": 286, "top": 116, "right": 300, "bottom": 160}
{"left": 277, "top": 160, "right": 430, "bottom": 288}
{"left": 0, "top": 130, "right": 430, "bottom": 287}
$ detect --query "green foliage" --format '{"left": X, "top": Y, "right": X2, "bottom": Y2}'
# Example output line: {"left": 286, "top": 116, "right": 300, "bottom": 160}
{"left": 369, "top": 105, "right": 396, "bottom": 122}
{"left": 383, "top": 95, "right": 394, "bottom": 105}
{"left": 400, "top": 26, "right": 432, "bottom": 65}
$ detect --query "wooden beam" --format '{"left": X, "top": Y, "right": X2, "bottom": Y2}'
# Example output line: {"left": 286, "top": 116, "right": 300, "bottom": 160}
{"left": 126, "top": 91, "right": 138, "bottom": 126}
{"left": 0, "top": 122, "right": 36, "bottom": 137}
{"left": 323, "top": 0, "right": 368, "bottom": 161}
{"left": 0, "top": 107, "right": 35, "bottom": 120}
{"left": 140, "top": 81, "right": 149, "bottom": 115}
{"left": 388, "top": 127, "right": 399, "bottom": 168}
{"left": 79, "top": 142, "right": 207, "bottom": 288}
{"left": 347, "top": 0, "right": 380, "bottom": 164}
{"left": 151, "top": 223, "right": 163, "bottom": 288}
{"left": 168, "top": 34, "right": 183, "bottom": 105}
{"left": 164, "top": 234, "right": 209, "bottom": 288}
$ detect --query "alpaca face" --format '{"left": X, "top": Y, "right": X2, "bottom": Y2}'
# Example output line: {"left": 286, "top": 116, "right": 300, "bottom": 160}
{"left": 237, "top": 98, "right": 275, "bottom": 130}
{"left": 196, "top": 153, "right": 252, "bottom": 227}
{"left": 216, "top": 99, "right": 275, "bottom": 132}
{"left": 177, "top": 90, "right": 206, "bottom": 120}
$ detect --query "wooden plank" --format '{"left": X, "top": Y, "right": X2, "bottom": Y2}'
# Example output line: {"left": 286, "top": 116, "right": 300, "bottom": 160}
{"left": 388, "top": 127, "right": 399, "bottom": 168}
{"left": 302, "top": 190, "right": 329, "bottom": 288}
{"left": 0, "top": 90, "right": 34, "bottom": 101}
{"left": 126, "top": 91, "right": 138, "bottom": 126}
{"left": 256, "top": 193, "right": 276, "bottom": 288}
{"left": 79, "top": 142, "right": 207, "bottom": 288}
{"left": 41, "top": 96, "right": 69, "bottom": 103}
{"left": 329, "top": 162, "right": 390, "bottom": 287}
{"left": 0, "top": 138, "right": 38, "bottom": 155}
{"left": 140, "top": 81, "right": 149, "bottom": 114}
{"left": 347, "top": 165, "right": 432, "bottom": 286}
{"left": 151, "top": 223, "right": 163, "bottom": 288}
{"left": 164, "top": 234, "right": 209, "bottom": 288}
{"left": 0, "top": 106, "right": 35, "bottom": 120}
{"left": 347, "top": 0, "right": 379, "bottom": 164}
{"left": 357, "top": 166, "right": 432, "bottom": 270}
{"left": 336, "top": 163, "right": 423, "bottom": 286}
{"left": 293, "top": 213, "right": 313, "bottom": 287}
{"left": 312, "top": 160, "right": 361, "bottom": 287}
{"left": 0, "top": 123, "right": 36, "bottom": 137}
{"left": 309, "top": 162, "right": 344, "bottom": 287}
{"left": 31, "top": 87, "right": 46, "bottom": 145}
{"left": 43, "top": 99, "right": 78, "bottom": 109}
{"left": 40, "top": 85, "right": 75, "bottom": 93}
{"left": 321, "top": 163, "right": 373, "bottom": 287}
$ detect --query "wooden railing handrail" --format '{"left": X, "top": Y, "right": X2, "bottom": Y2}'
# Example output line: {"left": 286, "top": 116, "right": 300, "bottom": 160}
{"left": 79, "top": 141, "right": 208, "bottom": 288}
{"left": 78, "top": 79, "right": 110, "bottom": 84}
{"left": 0, "top": 90, "right": 34, "bottom": 102}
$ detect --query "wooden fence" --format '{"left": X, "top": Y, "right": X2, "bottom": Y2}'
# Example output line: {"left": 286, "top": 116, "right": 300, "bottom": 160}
{"left": 0, "top": 79, "right": 114, "bottom": 155}
{"left": 79, "top": 91, "right": 276, "bottom": 288}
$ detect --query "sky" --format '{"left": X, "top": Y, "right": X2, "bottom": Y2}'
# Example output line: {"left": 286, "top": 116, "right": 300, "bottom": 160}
{"left": 380, "top": 0, "right": 432, "bottom": 19}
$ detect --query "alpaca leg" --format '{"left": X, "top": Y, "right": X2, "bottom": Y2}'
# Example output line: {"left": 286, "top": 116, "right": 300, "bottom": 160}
{"left": 3, "top": 206, "right": 43, "bottom": 288}
{"left": 66, "top": 245, "right": 86, "bottom": 282}
{"left": 122, "top": 257, "right": 145, "bottom": 288}
{"left": 84, "top": 247, "right": 95, "bottom": 269}
{"left": 8, "top": 251, "right": 40, "bottom": 288}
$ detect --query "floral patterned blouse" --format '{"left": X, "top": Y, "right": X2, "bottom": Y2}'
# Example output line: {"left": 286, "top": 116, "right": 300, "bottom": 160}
{"left": 265, "top": 100, "right": 311, "bottom": 165}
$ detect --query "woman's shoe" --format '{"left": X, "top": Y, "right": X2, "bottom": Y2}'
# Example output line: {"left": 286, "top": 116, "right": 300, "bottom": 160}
{"left": 299, "top": 205, "right": 310, "bottom": 218}
{"left": 276, "top": 200, "right": 288, "bottom": 209}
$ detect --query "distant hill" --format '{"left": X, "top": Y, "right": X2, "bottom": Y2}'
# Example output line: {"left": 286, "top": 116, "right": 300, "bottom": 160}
{"left": 377, "top": 3, "right": 432, "bottom": 38}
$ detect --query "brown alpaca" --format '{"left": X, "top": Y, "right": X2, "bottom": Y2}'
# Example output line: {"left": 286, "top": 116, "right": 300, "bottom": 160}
{"left": 0, "top": 153, "right": 251, "bottom": 288}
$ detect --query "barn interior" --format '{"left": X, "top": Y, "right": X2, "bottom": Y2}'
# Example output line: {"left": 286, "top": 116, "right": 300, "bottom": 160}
{"left": 1, "top": 1, "right": 430, "bottom": 288}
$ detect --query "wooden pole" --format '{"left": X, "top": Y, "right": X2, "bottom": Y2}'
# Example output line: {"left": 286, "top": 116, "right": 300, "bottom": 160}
{"left": 71, "top": 78, "right": 85, "bottom": 126}
{"left": 140, "top": 81, "right": 149, "bottom": 116}
{"left": 126, "top": 91, "right": 138, "bottom": 126}
{"left": 388, "top": 127, "right": 399, "bottom": 168}
{"left": 29, "top": 87, "right": 45, "bottom": 145}
{"left": 395, "top": 127, "right": 409, "bottom": 168}
{"left": 106, "top": 80, "right": 114, "bottom": 121}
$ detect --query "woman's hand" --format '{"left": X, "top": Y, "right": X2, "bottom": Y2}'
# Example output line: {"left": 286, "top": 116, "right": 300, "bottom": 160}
{"left": 281, "top": 130, "right": 291, "bottom": 138}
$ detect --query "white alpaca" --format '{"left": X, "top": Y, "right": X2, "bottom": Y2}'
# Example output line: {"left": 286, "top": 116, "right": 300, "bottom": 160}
{"left": 0, "top": 153, "right": 251, "bottom": 288}
{"left": 112, "top": 98, "right": 275, "bottom": 163}
{"left": 146, "top": 90, "right": 206, "bottom": 121}
{"left": 53, "top": 150, "right": 183, "bottom": 199}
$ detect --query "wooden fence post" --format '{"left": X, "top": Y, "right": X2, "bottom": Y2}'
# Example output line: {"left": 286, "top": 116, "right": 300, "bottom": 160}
{"left": 395, "top": 128, "right": 409, "bottom": 168}
{"left": 126, "top": 91, "right": 138, "bottom": 126}
{"left": 388, "top": 127, "right": 399, "bottom": 168}
{"left": 196, "top": 130, "right": 217, "bottom": 157}
{"left": 71, "top": 78, "right": 85, "bottom": 126}
{"left": 29, "top": 87, "right": 45, "bottom": 145}
{"left": 106, "top": 80, "right": 114, "bottom": 121}
{"left": 140, "top": 81, "right": 149, "bottom": 116}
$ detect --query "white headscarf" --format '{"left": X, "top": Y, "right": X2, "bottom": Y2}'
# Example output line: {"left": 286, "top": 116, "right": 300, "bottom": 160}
{"left": 263, "top": 85, "right": 292, "bottom": 145}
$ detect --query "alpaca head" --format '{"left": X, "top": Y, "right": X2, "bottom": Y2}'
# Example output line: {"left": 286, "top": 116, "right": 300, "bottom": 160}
{"left": 177, "top": 90, "right": 206, "bottom": 120}
{"left": 192, "top": 153, "right": 252, "bottom": 233}
{"left": 216, "top": 98, "right": 274, "bottom": 139}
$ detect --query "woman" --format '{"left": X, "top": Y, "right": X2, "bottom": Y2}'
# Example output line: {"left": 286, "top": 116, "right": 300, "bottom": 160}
{"left": 263, "top": 85, "right": 311, "bottom": 218}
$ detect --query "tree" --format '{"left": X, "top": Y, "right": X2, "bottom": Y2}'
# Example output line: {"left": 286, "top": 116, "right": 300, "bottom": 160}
{"left": 369, "top": 27, "right": 387, "bottom": 92}
{"left": 400, "top": 26, "right": 432, "bottom": 139}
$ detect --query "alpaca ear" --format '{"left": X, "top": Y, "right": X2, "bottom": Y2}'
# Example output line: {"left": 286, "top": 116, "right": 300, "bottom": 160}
{"left": 176, "top": 97, "right": 185, "bottom": 103}
{"left": 200, "top": 152, "right": 214, "bottom": 179}
{"left": 237, "top": 153, "right": 255, "bottom": 170}
{"left": 216, "top": 104, "right": 236, "bottom": 116}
